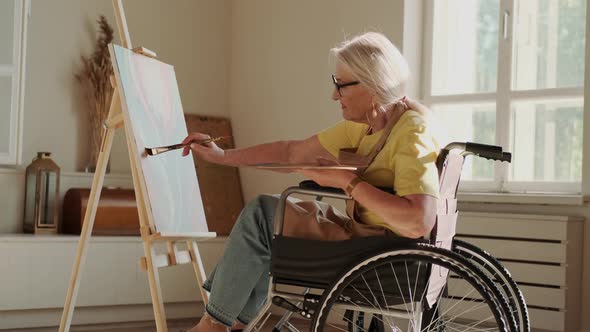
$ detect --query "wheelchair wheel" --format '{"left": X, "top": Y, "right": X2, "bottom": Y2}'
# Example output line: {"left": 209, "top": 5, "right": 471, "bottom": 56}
{"left": 346, "top": 311, "right": 384, "bottom": 332}
{"left": 312, "top": 244, "right": 516, "bottom": 332}
{"left": 453, "top": 239, "right": 529, "bottom": 332}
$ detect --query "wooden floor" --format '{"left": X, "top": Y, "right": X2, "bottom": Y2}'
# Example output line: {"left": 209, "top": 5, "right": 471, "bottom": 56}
{"left": 87, "top": 317, "right": 355, "bottom": 332}
{"left": 107, "top": 318, "right": 308, "bottom": 332}
{"left": 96, "top": 317, "right": 309, "bottom": 332}
{"left": 15, "top": 316, "right": 312, "bottom": 332}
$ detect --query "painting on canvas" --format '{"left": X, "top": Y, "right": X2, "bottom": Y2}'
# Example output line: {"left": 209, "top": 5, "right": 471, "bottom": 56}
{"left": 109, "top": 44, "right": 210, "bottom": 236}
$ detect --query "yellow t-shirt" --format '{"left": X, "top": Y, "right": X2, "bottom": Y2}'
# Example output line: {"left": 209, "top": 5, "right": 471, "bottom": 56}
{"left": 317, "top": 110, "right": 439, "bottom": 230}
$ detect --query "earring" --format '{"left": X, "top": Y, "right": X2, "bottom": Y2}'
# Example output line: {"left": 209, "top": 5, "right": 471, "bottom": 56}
{"left": 371, "top": 102, "right": 378, "bottom": 118}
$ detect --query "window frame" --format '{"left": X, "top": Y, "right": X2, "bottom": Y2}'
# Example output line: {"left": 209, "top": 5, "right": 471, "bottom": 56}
{"left": 422, "top": 0, "right": 585, "bottom": 194}
{"left": 0, "top": 0, "right": 29, "bottom": 165}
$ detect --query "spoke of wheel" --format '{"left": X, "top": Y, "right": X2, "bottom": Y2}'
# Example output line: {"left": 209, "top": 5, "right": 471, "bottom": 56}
{"left": 338, "top": 285, "right": 401, "bottom": 331}
{"left": 374, "top": 269, "right": 395, "bottom": 330}
{"left": 412, "top": 261, "right": 422, "bottom": 309}
{"left": 412, "top": 261, "right": 424, "bottom": 331}
{"left": 330, "top": 296, "right": 368, "bottom": 331}
{"left": 431, "top": 285, "right": 480, "bottom": 322}
{"left": 421, "top": 282, "right": 452, "bottom": 332}
{"left": 390, "top": 262, "right": 415, "bottom": 331}
{"left": 423, "top": 286, "right": 494, "bottom": 332}
{"left": 415, "top": 268, "right": 435, "bottom": 331}
{"left": 435, "top": 294, "right": 493, "bottom": 327}
{"left": 361, "top": 273, "right": 385, "bottom": 315}
{"left": 404, "top": 261, "right": 417, "bottom": 331}
{"left": 461, "top": 315, "right": 499, "bottom": 332}
{"left": 443, "top": 321, "right": 499, "bottom": 332}
{"left": 444, "top": 321, "right": 498, "bottom": 332}
{"left": 350, "top": 284, "right": 380, "bottom": 312}
{"left": 326, "top": 322, "right": 357, "bottom": 332}
{"left": 346, "top": 284, "right": 404, "bottom": 330}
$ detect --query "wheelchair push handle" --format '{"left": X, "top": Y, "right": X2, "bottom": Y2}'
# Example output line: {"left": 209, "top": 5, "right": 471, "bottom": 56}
{"left": 465, "top": 142, "right": 512, "bottom": 163}
{"left": 446, "top": 142, "right": 512, "bottom": 163}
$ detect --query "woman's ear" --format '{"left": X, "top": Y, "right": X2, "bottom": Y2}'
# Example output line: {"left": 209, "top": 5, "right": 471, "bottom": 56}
{"left": 370, "top": 96, "right": 380, "bottom": 112}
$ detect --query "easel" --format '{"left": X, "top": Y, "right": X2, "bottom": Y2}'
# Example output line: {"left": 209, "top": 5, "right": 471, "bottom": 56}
{"left": 59, "top": 1, "right": 214, "bottom": 331}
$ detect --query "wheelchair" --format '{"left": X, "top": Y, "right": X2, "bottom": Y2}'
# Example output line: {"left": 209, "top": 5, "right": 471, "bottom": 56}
{"left": 244, "top": 142, "right": 527, "bottom": 332}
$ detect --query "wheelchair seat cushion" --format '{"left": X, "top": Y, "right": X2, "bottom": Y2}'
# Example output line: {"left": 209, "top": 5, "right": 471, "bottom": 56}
{"left": 271, "top": 234, "right": 426, "bottom": 289}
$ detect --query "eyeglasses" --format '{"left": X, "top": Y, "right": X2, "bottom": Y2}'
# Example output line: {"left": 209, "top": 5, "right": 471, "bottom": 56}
{"left": 332, "top": 74, "right": 359, "bottom": 96}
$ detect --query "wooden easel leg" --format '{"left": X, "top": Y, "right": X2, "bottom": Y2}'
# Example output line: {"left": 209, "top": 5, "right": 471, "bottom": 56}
{"left": 59, "top": 91, "right": 120, "bottom": 332}
{"left": 125, "top": 125, "right": 168, "bottom": 332}
{"left": 143, "top": 241, "right": 168, "bottom": 332}
{"left": 187, "top": 240, "right": 210, "bottom": 305}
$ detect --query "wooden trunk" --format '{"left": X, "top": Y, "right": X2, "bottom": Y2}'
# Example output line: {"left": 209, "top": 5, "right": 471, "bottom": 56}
{"left": 62, "top": 188, "right": 140, "bottom": 235}
{"left": 184, "top": 114, "right": 244, "bottom": 235}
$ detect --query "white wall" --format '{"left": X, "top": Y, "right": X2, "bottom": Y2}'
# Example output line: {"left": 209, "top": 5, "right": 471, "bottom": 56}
{"left": 229, "top": 0, "right": 404, "bottom": 201}
{"left": 23, "top": 0, "right": 231, "bottom": 174}
{"left": 0, "top": 0, "right": 232, "bottom": 233}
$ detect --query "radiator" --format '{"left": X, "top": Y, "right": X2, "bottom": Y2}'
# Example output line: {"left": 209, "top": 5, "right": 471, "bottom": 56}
{"left": 455, "top": 211, "right": 584, "bottom": 332}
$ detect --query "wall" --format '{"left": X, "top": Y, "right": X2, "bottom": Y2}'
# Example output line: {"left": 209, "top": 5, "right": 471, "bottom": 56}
{"left": 0, "top": 0, "right": 231, "bottom": 233}
{"left": 23, "top": 0, "right": 231, "bottom": 174}
{"left": 229, "top": 0, "right": 404, "bottom": 201}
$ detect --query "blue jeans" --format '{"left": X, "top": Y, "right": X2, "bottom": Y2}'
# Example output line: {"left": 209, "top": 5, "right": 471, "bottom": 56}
{"left": 202, "top": 194, "right": 278, "bottom": 327}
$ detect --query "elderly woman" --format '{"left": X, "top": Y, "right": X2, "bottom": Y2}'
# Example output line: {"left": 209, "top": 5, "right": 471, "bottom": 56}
{"left": 183, "top": 32, "right": 439, "bottom": 332}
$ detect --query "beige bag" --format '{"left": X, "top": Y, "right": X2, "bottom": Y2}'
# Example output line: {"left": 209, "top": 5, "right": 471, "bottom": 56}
{"left": 282, "top": 104, "right": 408, "bottom": 241}
{"left": 282, "top": 198, "right": 387, "bottom": 241}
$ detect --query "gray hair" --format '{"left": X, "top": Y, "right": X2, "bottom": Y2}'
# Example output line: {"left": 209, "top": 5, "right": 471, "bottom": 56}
{"left": 331, "top": 32, "right": 410, "bottom": 109}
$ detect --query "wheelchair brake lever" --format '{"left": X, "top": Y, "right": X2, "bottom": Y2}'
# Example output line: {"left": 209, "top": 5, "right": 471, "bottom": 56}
{"left": 272, "top": 296, "right": 313, "bottom": 319}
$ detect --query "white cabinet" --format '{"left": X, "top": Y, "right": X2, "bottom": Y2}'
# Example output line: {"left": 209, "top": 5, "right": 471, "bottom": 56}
{"left": 0, "top": 235, "right": 225, "bottom": 330}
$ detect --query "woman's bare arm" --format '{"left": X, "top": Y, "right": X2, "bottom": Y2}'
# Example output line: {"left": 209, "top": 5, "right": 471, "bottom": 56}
{"left": 350, "top": 182, "right": 437, "bottom": 238}
{"left": 183, "top": 132, "right": 337, "bottom": 167}
{"left": 299, "top": 168, "right": 437, "bottom": 239}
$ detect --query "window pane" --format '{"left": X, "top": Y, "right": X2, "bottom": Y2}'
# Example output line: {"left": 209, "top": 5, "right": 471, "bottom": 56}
{"left": 431, "top": 0, "right": 499, "bottom": 95}
{"left": 510, "top": 99, "right": 583, "bottom": 182}
{"left": 512, "top": 0, "right": 587, "bottom": 90}
{"left": 432, "top": 103, "right": 496, "bottom": 181}
{"left": 0, "top": 0, "right": 15, "bottom": 64}
{"left": 0, "top": 76, "right": 12, "bottom": 153}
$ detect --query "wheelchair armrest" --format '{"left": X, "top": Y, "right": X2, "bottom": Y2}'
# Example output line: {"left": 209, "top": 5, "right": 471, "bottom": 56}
{"left": 298, "top": 180, "right": 345, "bottom": 195}
{"left": 298, "top": 180, "right": 396, "bottom": 196}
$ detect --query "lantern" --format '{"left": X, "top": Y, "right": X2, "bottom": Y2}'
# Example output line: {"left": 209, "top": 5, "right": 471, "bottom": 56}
{"left": 23, "top": 152, "right": 60, "bottom": 234}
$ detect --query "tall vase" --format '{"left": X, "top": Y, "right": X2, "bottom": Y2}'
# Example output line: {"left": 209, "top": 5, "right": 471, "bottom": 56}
{"left": 85, "top": 121, "right": 110, "bottom": 173}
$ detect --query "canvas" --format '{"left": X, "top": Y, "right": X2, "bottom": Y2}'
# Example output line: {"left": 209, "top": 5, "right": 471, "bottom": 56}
{"left": 109, "top": 44, "right": 210, "bottom": 236}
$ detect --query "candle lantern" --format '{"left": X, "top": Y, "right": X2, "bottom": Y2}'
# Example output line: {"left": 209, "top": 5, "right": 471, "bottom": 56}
{"left": 23, "top": 152, "right": 60, "bottom": 234}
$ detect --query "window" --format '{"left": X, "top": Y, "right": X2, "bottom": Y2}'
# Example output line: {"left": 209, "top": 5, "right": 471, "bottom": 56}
{"left": 423, "top": 0, "right": 586, "bottom": 193}
{"left": 0, "top": 0, "right": 29, "bottom": 165}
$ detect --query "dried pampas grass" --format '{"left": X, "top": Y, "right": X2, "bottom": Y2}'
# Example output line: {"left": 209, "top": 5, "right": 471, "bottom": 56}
{"left": 75, "top": 15, "right": 114, "bottom": 170}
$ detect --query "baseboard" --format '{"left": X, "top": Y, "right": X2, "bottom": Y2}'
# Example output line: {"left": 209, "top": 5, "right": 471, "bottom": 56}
{"left": 7, "top": 319, "right": 197, "bottom": 332}
{"left": 0, "top": 302, "right": 203, "bottom": 331}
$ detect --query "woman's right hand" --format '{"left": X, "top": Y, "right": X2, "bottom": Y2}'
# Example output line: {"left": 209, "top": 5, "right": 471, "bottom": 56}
{"left": 181, "top": 132, "right": 226, "bottom": 165}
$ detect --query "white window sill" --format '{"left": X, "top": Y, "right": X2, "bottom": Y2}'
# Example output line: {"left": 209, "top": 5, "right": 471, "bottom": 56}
{"left": 457, "top": 192, "right": 586, "bottom": 206}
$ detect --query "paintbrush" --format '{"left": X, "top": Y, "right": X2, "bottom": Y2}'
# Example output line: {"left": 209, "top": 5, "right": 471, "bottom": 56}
{"left": 145, "top": 136, "right": 230, "bottom": 156}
